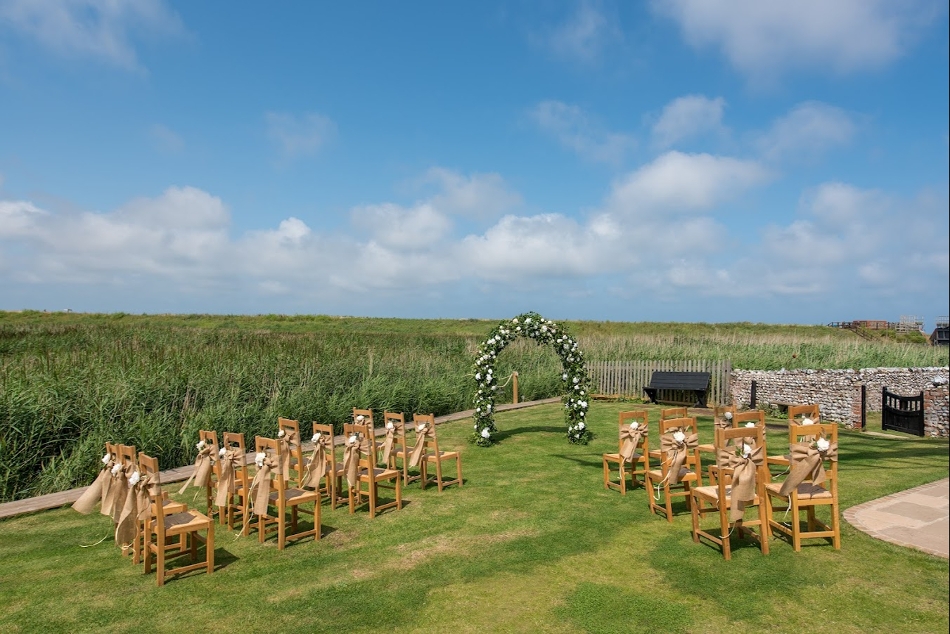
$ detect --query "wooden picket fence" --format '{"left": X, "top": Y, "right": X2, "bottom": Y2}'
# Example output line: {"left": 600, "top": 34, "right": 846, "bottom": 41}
{"left": 589, "top": 359, "right": 733, "bottom": 406}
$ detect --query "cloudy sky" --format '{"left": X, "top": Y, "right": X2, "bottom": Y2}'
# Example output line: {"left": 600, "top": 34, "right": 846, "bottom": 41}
{"left": 1, "top": 1, "right": 947, "bottom": 327}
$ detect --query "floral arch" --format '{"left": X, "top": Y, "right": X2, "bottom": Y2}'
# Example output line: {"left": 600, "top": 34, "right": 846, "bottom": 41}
{"left": 471, "top": 311, "right": 593, "bottom": 446}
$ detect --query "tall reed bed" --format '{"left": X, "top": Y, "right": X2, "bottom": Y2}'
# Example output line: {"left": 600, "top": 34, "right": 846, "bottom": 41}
{"left": 1, "top": 314, "right": 946, "bottom": 502}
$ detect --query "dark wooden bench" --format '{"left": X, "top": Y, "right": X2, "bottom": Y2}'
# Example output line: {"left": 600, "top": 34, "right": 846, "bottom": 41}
{"left": 643, "top": 371, "right": 711, "bottom": 408}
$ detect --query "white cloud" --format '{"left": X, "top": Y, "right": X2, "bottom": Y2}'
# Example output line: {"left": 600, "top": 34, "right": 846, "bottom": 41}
{"left": 757, "top": 102, "right": 856, "bottom": 161}
{"left": 0, "top": 0, "right": 184, "bottom": 70}
{"left": 0, "top": 199, "right": 46, "bottom": 237}
{"left": 652, "top": 95, "right": 728, "bottom": 148}
{"left": 652, "top": 0, "right": 943, "bottom": 81}
{"left": 535, "top": 0, "right": 621, "bottom": 64}
{"left": 350, "top": 202, "right": 452, "bottom": 250}
{"left": 531, "top": 100, "right": 636, "bottom": 164}
{"left": 607, "top": 151, "right": 771, "bottom": 216}
{"left": 423, "top": 168, "right": 522, "bottom": 220}
{"left": 265, "top": 111, "right": 336, "bottom": 161}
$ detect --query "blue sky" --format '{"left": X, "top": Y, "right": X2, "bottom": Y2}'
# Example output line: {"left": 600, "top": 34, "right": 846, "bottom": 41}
{"left": 1, "top": 1, "right": 948, "bottom": 328}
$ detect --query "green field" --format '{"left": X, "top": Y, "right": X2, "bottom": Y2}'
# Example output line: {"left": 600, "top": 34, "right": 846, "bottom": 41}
{"left": 0, "top": 402, "right": 946, "bottom": 633}
{"left": 1, "top": 311, "right": 947, "bottom": 502}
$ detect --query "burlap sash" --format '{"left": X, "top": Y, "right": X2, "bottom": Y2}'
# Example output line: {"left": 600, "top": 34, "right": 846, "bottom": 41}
{"left": 342, "top": 436, "right": 364, "bottom": 489}
{"left": 178, "top": 445, "right": 215, "bottom": 494}
{"left": 106, "top": 463, "right": 131, "bottom": 524}
{"left": 778, "top": 441, "right": 838, "bottom": 497}
{"left": 115, "top": 472, "right": 157, "bottom": 546}
{"left": 714, "top": 415, "right": 732, "bottom": 430}
{"left": 248, "top": 456, "right": 278, "bottom": 516}
{"left": 716, "top": 446, "right": 764, "bottom": 521}
{"left": 381, "top": 420, "right": 404, "bottom": 465}
{"left": 214, "top": 449, "right": 243, "bottom": 508}
{"left": 278, "top": 430, "right": 299, "bottom": 482}
{"left": 660, "top": 429, "right": 699, "bottom": 485}
{"left": 72, "top": 464, "right": 111, "bottom": 515}
{"left": 409, "top": 423, "right": 436, "bottom": 468}
{"left": 300, "top": 434, "right": 331, "bottom": 489}
{"left": 619, "top": 423, "right": 647, "bottom": 463}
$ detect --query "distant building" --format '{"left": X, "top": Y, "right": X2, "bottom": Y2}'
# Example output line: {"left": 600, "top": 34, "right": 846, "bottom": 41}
{"left": 931, "top": 316, "right": 949, "bottom": 346}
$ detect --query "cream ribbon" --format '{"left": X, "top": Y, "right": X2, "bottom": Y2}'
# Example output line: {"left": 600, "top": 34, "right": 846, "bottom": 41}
{"left": 214, "top": 449, "right": 243, "bottom": 508}
{"left": 300, "top": 434, "right": 332, "bottom": 489}
{"left": 619, "top": 423, "right": 647, "bottom": 463}
{"left": 660, "top": 429, "right": 699, "bottom": 485}
{"left": 278, "top": 430, "right": 299, "bottom": 482}
{"left": 72, "top": 462, "right": 112, "bottom": 515}
{"left": 115, "top": 473, "right": 158, "bottom": 547}
{"left": 409, "top": 423, "right": 436, "bottom": 468}
{"left": 381, "top": 419, "right": 404, "bottom": 465}
{"left": 104, "top": 463, "right": 131, "bottom": 524}
{"left": 248, "top": 455, "right": 279, "bottom": 516}
{"left": 178, "top": 445, "right": 215, "bottom": 494}
{"left": 342, "top": 435, "right": 366, "bottom": 489}
{"left": 778, "top": 441, "right": 839, "bottom": 497}
{"left": 716, "top": 446, "right": 764, "bottom": 521}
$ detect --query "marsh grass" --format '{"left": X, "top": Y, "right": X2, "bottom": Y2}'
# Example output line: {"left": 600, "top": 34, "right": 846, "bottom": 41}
{"left": 0, "top": 402, "right": 946, "bottom": 633}
{"left": 1, "top": 312, "right": 946, "bottom": 502}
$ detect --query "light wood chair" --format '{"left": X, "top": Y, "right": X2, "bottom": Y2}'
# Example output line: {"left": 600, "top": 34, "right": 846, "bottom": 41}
{"left": 220, "top": 432, "right": 252, "bottom": 534}
{"left": 139, "top": 452, "right": 214, "bottom": 586}
{"left": 197, "top": 430, "right": 221, "bottom": 522}
{"left": 788, "top": 404, "right": 820, "bottom": 424}
{"left": 382, "top": 412, "right": 421, "bottom": 487}
{"left": 602, "top": 410, "right": 650, "bottom": 495}
{"left": 765, "top": 423, "right": 840, "bottom": 551}
{"left": 345, "top": 423, "right": 402, "bottom": 517}
{"left": 277, "top": 417, "right": 305, "bottom": 488}
{"left": 310, "top": 422, "right": 347, "bottom": 509}
{"left": 352, "top": 408, "right": 381, "bottom": 464}
{"left": 645, "top": 417, "right": 702, "bottom": 521}
{"left": 698, "top": 405, "right": 737, "bottom": 453}
{"left": 691, "top": 426, "right": 770, "bottom": 559}
{"left": 660, "top": 406, "right": 688, "bottom": 421}
{"left": 767, "top": 408, "right": 824, "bottom": 473}
{"left": 252, "top": 436, "right": 320, "bottom": 549}
{"left": 414, "top": 413, "right": 462, "bottom": 492}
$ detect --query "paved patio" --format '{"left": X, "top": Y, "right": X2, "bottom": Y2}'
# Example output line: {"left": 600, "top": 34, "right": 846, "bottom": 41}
{"left": 844, "top": 478, "right": 949, "bottom": 559}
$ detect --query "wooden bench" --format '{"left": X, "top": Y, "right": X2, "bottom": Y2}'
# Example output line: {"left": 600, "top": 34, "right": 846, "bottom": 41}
{"left": 643, "top": 371, "right": 711, "bottom": 408}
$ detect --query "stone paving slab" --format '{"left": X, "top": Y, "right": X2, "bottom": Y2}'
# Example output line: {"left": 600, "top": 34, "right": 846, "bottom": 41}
{"left": 0, "top": 397, "right": 560, "bottom": 521}
{"left": 844, "top": 478, "right": 949, "bottom": 558}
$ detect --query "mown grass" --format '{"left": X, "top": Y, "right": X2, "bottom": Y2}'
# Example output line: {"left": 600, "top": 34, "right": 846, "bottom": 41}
{"left": 1, "top": 311, "right": 946, "bottom": 503}
{"left": 0, "top": 402, "right": 946, "bottom": 633}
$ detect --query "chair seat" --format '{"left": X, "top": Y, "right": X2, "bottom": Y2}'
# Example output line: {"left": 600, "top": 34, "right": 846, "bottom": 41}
{"left": 765, "top": 481, "right": 832, "bottom": 500}
{"left": 648, "top": 467, "right": 697, "bottom": 482}
{"left": 697, "top": 443, "right": 715, "bottom": 453}
{"left": 162, "top": 510, "right": 213, "bottom": 533}
{"left": 767, "top": 454, "right": 790, "bottom": 465}
{"left": 424, "top": 450, "right": 459, "bottom": 460}
{"left": 270, "top": 488, "right": 318, "bottom": 504}
{"left": 362, "top": 467, "right": 399, "bottom": 480}
{"left": 603, "top": 452, "right": 643, "bottom": 462}
{"left": 693, "top": 485, "right": 761, "bottom": 504}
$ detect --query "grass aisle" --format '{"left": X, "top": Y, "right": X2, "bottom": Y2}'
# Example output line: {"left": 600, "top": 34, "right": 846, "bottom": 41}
{"left": 1, "top": 402, "right": 947, "bottom": 633}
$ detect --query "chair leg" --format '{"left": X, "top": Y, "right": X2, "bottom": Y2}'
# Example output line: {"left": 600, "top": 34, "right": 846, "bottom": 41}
{"left": 758, "top": 502, "right": 770, "bottom": 555}
{"left": 690, "top": 491, "right": 701, "bottom": 543}
{"left": 456, "top": 455, "right": 462, "bottom": 487}
{"left": 206, "top": 524, "right": 215, "bottom": 574}
{"left": 436, "top": 458, "right": 444, "bottom": 492}
{"left": 663, "top": 483, "right": 674, "bottom": 522}
{"left": 790, "top": 499, "right": 801, "bottom": 552}
{"left": 721, "top": 511, "right": 733, "bottom": 561}
{"left": 619, "top": 462, "right": 626, "bottom": 496}
{"left": 832, "top": 502, "right": 841, "bottom": 549}
{"left": 278, "top": 504, "right": 286, "bottom": 550}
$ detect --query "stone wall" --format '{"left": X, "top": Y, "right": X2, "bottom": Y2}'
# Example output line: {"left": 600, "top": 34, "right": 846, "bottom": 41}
{"left": 731, "top": 367, "right": 950, "bottom": 437}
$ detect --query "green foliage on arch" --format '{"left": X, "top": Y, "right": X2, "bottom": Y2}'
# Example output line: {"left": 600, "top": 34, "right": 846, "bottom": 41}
{"left": 471, "top": 311, "right": 593, "bottom": 446}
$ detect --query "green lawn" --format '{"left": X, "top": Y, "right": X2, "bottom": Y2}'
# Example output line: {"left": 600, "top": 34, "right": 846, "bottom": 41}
{"left": 1, "top": 402, "right": 947, "bottom": 633}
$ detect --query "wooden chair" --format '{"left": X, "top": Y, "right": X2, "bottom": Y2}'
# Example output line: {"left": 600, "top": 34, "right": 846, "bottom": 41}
{"left": 767, "top": 410, "right": 824, "bottom": 473}
{"left": 352, "top": 408, "right": 381, "bottom": 464}
{"left": 197, "top": 430, "right": 221, "bottom": 521}
{"left": 645, "top": 417, "right": 702, "bottom": 521}
{"left": 310, "top": 422, "right": 347, "bottom": 509}
{"left": 220, "top": 432, "right": 252, "bottom": 534}
{"left": 698, "top": 404, "right": 737, "bottom": 453}
{"left": 602, "top": 410, "right": 650, "bottom": 495}
{"left": 277, "top": 417, "right": 305, "bottom": 488}
{"left": 765, "top": 423, "right": 840, "bottom": 551}
{"left": 344, "top": 423, "right": 402, "bottom": 517}
{"left": 251, "top": 436, "right": 320, "bottom": 549}
{"left": 139, "top": 452, "right": 214, "bottom": 586}
{"left": 660, "top": 406, "right": 688, "bottom": 421}
{"left": 691, "top": 426, "right": 770, "bottom": 560}
{"left": 414, "top": 413, "right": 462, "bottom": 492}
{"left": 382, "top": 412, "right": 421, "bottom": 487}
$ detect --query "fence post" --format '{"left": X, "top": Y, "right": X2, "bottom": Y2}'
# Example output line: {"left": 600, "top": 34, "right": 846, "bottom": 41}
{"left": 751, "top": 380, "right": 757, "bottom": 409}
{"left": 861, "top": 384, "right": 866, "bottom": 430}
{"left": 512, "top": 371, "right": 519, "bottom": 404}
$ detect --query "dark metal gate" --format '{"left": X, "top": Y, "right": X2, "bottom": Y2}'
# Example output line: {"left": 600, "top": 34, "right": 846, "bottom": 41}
{"left": 881, "top": 386, "right": 925, "bottom": 436}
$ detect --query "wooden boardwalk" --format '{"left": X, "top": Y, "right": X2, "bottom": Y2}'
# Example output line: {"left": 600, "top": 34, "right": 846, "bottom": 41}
{"left": 0, "top": 398, "right": 559, "bottom": 520}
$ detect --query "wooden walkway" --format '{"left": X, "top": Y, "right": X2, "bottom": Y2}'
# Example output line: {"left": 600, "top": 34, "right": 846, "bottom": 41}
{"left": 0, "top": 398, "right": 559, "bottom": 520}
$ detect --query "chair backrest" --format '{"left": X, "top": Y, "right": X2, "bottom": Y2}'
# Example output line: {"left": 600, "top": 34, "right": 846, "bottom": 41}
{"left": 137, "top": 452, "right": 166, "bottom": 533}
{"left": 413, "top": 413, "right": 438, "bottom": 454}
{"left": 658, "top": 416, "right": 700, "bottom": 472}
{"left": 788, "top": 422, "right": 838, "bottom": 491}
{"left": 255, "top": 435, "right": 286, "bottom": 498}
{"left": 278, "top": 417, "right": 304, "bottom": 484}
{"left": 198, "top": 430, "right": 221, "bottom": 480}
{"left": 714, "top": 404, "right": 736, "bottom": 420}
{"left": 118, "top": 444, "right": 138, "bottom": 470}
{"left": 105, "top": 442, "right": 119, "bottom": 464}
{"left": 733, "top": 410, "right": 765, "bottom": 428}
{"left": 343, "top": 423, "right": 373, "bottom": 467}
{"left": 660, "top": 407, "right": 688, "bottom": 421}
{"left": 718, "top": 426, "right": 769, "bottom": 483}
{"left": 788, "top": 404, "right": 820, "bottom": 424}
{"left": 311, "top": 422, "right": 336, "bottom": 464}
{"left": 617, "top": 410, "right": 649, "bottom": 453}
{"left": 353, "top": 408, "right": 374, "bottom": 427}
{"left": 222, "top": 432, "right": 250, "bottom": 488}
